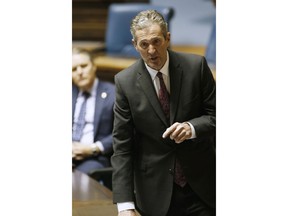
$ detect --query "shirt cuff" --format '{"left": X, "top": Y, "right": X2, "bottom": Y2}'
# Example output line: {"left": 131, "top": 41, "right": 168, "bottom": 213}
{"left": 185, "top": 122, "right": 197, "bottom": 139}
{"left": 95, "top": 141, "right": 104, "bottom": 152}
{"left": 117, "top": 202, "right": 135, "bottom": 212}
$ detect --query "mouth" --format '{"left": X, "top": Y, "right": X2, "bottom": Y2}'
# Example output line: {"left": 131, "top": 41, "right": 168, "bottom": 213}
{"left": 150, "top": 56, "right": 158, "bottom": 61}
{"left": 79, "top": 77, "right": 87, "bottom": 83}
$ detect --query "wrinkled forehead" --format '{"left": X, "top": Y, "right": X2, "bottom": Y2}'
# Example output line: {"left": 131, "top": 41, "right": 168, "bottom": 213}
{"left": 134, "top": 24, "right": 163, "bottom": 42}
{"left": 72, "top": 53, "right": 91, "bottom": 67}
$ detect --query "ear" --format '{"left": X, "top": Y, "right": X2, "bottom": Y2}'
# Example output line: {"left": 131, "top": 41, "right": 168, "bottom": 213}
{"left": 92, "top": 62, "right": 97, "bottom": 75}
{"left": 166, "top": 32, "right": 171, "bottom": 44}
{"left": 132, "top": 39, "right": 139, "bottom": 52}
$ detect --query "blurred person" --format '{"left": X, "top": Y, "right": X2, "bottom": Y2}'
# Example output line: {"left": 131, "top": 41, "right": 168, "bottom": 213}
{"left": 111, "top": 10, "right": 216, "bottom": 216}
{"left": 72, "top": 47, "right": 115, "bottom": 176}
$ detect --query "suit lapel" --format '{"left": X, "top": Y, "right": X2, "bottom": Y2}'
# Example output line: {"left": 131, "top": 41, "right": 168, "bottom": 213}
{"left": 93, "top": 82, "right": 105, "bottom": 137}
{"left": 169, "top": 51, "right": 183, "bottom": 124}
{"left": 72, "top": 84, "right": 79, "bottom": 121}
{"left": 137, "top": 62, "right": 169, "bottom": 126}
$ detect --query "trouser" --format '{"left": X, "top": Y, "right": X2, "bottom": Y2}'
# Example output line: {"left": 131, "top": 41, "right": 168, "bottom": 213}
{"left": 166, "top": 183, "right": 215, "bottom": 216}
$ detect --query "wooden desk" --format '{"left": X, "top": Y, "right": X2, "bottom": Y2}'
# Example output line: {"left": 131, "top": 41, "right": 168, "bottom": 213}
{"left": 73, "top": 170, "right": 141, "bottom": 216}
{"left": 72, "top": 170, "right": 117, "bottom": 216}
{"left": 171, "top": 45, "right": 206, "bottom": 56}
{"left": 95, "top": 56, "right": 137, "bottom": 83}
{"left": 73, "top": 41, "right": 105, "bottom": 52}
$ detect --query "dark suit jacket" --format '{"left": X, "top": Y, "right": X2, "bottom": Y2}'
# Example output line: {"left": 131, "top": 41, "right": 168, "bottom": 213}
{"left": 72, "top": 80, "right": 115, "bottom": 166}
{"left": 111, "top": 50, "right": 216, "bottom": 216}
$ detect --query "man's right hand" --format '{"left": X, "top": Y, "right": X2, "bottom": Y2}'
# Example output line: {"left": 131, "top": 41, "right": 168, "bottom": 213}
{"left": 118, "top": 209, "right": 136, "bottom": 216}
{"left": 72, "top": 142, "right": 95, "bottom": 160}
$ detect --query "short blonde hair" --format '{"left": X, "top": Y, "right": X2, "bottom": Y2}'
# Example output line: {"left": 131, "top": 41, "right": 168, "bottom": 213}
{"left": 72, "top": 47, "right": 93, "bottom": 62}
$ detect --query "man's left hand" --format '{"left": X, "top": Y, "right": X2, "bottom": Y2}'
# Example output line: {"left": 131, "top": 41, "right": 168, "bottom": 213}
{"left": 162, "top": 122, "right": 192, "bottom": 144}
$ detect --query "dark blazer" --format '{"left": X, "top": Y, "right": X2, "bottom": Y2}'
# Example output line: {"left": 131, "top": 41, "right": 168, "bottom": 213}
{"left": 72, "top": 80, "right": 115, "bottom": 165}
{"left": 111, "top": 50, "right": 216, "bottom": 216}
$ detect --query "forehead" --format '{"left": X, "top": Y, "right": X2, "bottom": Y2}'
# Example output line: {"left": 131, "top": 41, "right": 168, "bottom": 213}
{"left": 135, "top": 24, "right": 163, "bottom": 42}
{"left": 72, "top": 53, "right": 91, "bottom": 67}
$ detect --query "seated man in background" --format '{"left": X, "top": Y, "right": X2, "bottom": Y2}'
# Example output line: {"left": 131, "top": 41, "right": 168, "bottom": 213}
{"left": 72, "top": 47, "right": 115, "bottom": 178}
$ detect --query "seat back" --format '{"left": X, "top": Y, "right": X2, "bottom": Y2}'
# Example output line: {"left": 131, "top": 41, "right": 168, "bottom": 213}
{"left": 89, "top": 167, "right": 114, "bottom": 190}
{"left": 106, "top": 3, "right": 174, "bottom": 58}
{"left": 205, "top": 20, "right": 216, "bottom": 68}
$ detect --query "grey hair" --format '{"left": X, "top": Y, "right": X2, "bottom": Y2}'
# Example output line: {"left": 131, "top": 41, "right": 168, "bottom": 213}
{"left": 130, "top": 10, "right": 168, "bottom": 42}
{"left": 72, "top": 47, "right": 93, "bottom": 62}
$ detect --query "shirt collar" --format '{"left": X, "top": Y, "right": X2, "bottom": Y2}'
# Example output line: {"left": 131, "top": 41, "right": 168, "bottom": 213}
{"left": 80, "top": 78, "right": 98, "bottom": 97}
{"left": 145, "top": 51, "right": 169, "bottom": 80}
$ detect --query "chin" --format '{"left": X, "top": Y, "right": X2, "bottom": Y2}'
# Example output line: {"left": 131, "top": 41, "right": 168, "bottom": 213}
{"left": 147, "top": 61, "right": 159, "bottom": 69}
{"left": 78, "top": 81, "right": 88, "bottom": 88}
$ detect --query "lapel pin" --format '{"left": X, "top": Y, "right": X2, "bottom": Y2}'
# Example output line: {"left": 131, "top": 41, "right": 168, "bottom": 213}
{"left": 101, "top": 92, "right": 107, "bottom": 99}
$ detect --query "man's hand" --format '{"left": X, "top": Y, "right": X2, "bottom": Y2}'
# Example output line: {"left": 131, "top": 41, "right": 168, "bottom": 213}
{"left": 72, "top": 142, "right": 94, "bottom": 160}
{"left": 118, "top": 209, "right": 136, "bottom": 216}
{"left": 162, "top": 122, "right": 192, "bottom": 144}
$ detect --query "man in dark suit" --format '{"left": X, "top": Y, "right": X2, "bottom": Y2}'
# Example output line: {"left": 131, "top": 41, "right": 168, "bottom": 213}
{"left": 72, "top": 48, "right": 115, "bottom": 175}
{"left": 111, "top": 10, "right": 216, "bottom": 216}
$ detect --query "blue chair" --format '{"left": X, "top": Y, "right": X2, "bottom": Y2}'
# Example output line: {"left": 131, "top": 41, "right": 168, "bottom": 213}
{"left": 105, "top": 3, "right": 174, "bottom": 58}
{"left": 205, "top": 19, "right": 216, "bottom": 68}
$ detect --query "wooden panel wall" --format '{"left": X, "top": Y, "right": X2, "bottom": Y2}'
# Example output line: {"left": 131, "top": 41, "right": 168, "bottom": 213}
{"left": 73, "top": 0, "right": 149, "bottom": 41}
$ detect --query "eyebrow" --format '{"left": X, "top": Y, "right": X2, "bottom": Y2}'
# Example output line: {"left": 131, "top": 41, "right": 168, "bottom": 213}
{"left": 139, "top": 36, "right": 163, "bottom": 41}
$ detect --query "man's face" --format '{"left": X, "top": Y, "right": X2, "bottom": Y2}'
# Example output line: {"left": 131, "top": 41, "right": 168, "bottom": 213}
{"left": 133, "top": 24, "right": 170, "bottom": 71}
{"left": 72, "top": 53, "right": 96, "bottom": 91}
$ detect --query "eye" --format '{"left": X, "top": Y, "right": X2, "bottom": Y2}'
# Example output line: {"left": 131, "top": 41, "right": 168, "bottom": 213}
{"left": 139, "top": 41, "right": 148, "bottom": 49}
{"left": 81, "top": 64, "right": 88, "bottom": 68}
{"left": 152, "top": 38, "right": 162, "bottom": 46}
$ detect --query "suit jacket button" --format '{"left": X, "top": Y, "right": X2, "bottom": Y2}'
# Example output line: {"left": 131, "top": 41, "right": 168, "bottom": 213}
{"left": 169, "top": 168, "right": 174, "bottom": 175}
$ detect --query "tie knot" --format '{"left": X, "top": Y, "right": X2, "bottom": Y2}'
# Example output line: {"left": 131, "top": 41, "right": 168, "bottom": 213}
{"left": 82, "top": 91, "right": 90, "bottom": 98}
{"left": 157, "top": 72, "right": 163, "bottom": 79}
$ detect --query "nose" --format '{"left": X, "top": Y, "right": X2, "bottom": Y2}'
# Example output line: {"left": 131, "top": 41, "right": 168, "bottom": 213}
{"left": 147, "top": 44, "right": 156, "bottom": 55}
{"left": 76, "top": 66, "right": 83, "bottom": 75}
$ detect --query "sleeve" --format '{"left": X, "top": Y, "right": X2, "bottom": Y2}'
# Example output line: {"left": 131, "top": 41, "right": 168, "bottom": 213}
{"left": 111, "top": 75, "right": 136, "bottom": 204}
{"left": 96, "top": 84, "right": 115, "bottom": 155}
{"left": 117, "top": 202, "right": 135, "bottom": 212}
{"left": 185, "top": 121, "right": 197, "bottom": 139}
{"left": 188, "top": 56, "right": 216, "bottom": 138}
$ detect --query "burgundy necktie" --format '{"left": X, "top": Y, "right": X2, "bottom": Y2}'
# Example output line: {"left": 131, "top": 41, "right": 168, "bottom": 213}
{"left": 157, "top": 72, "right": 187, "bottom": 187}
{"left": 157, "top": 72, "right": 170, "bottom": 120}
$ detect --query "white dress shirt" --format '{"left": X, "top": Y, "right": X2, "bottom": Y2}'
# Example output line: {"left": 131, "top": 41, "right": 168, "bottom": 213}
{"left": 73, "top": 78, "right": 104, "bottom": 151}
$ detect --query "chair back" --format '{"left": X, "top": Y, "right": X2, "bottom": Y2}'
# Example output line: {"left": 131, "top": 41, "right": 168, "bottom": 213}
{"left": 106, "top": 3, "right": 174, "bottom": 58}
{"left": 205, "top": 20, "right": 216, "bottom": 68}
